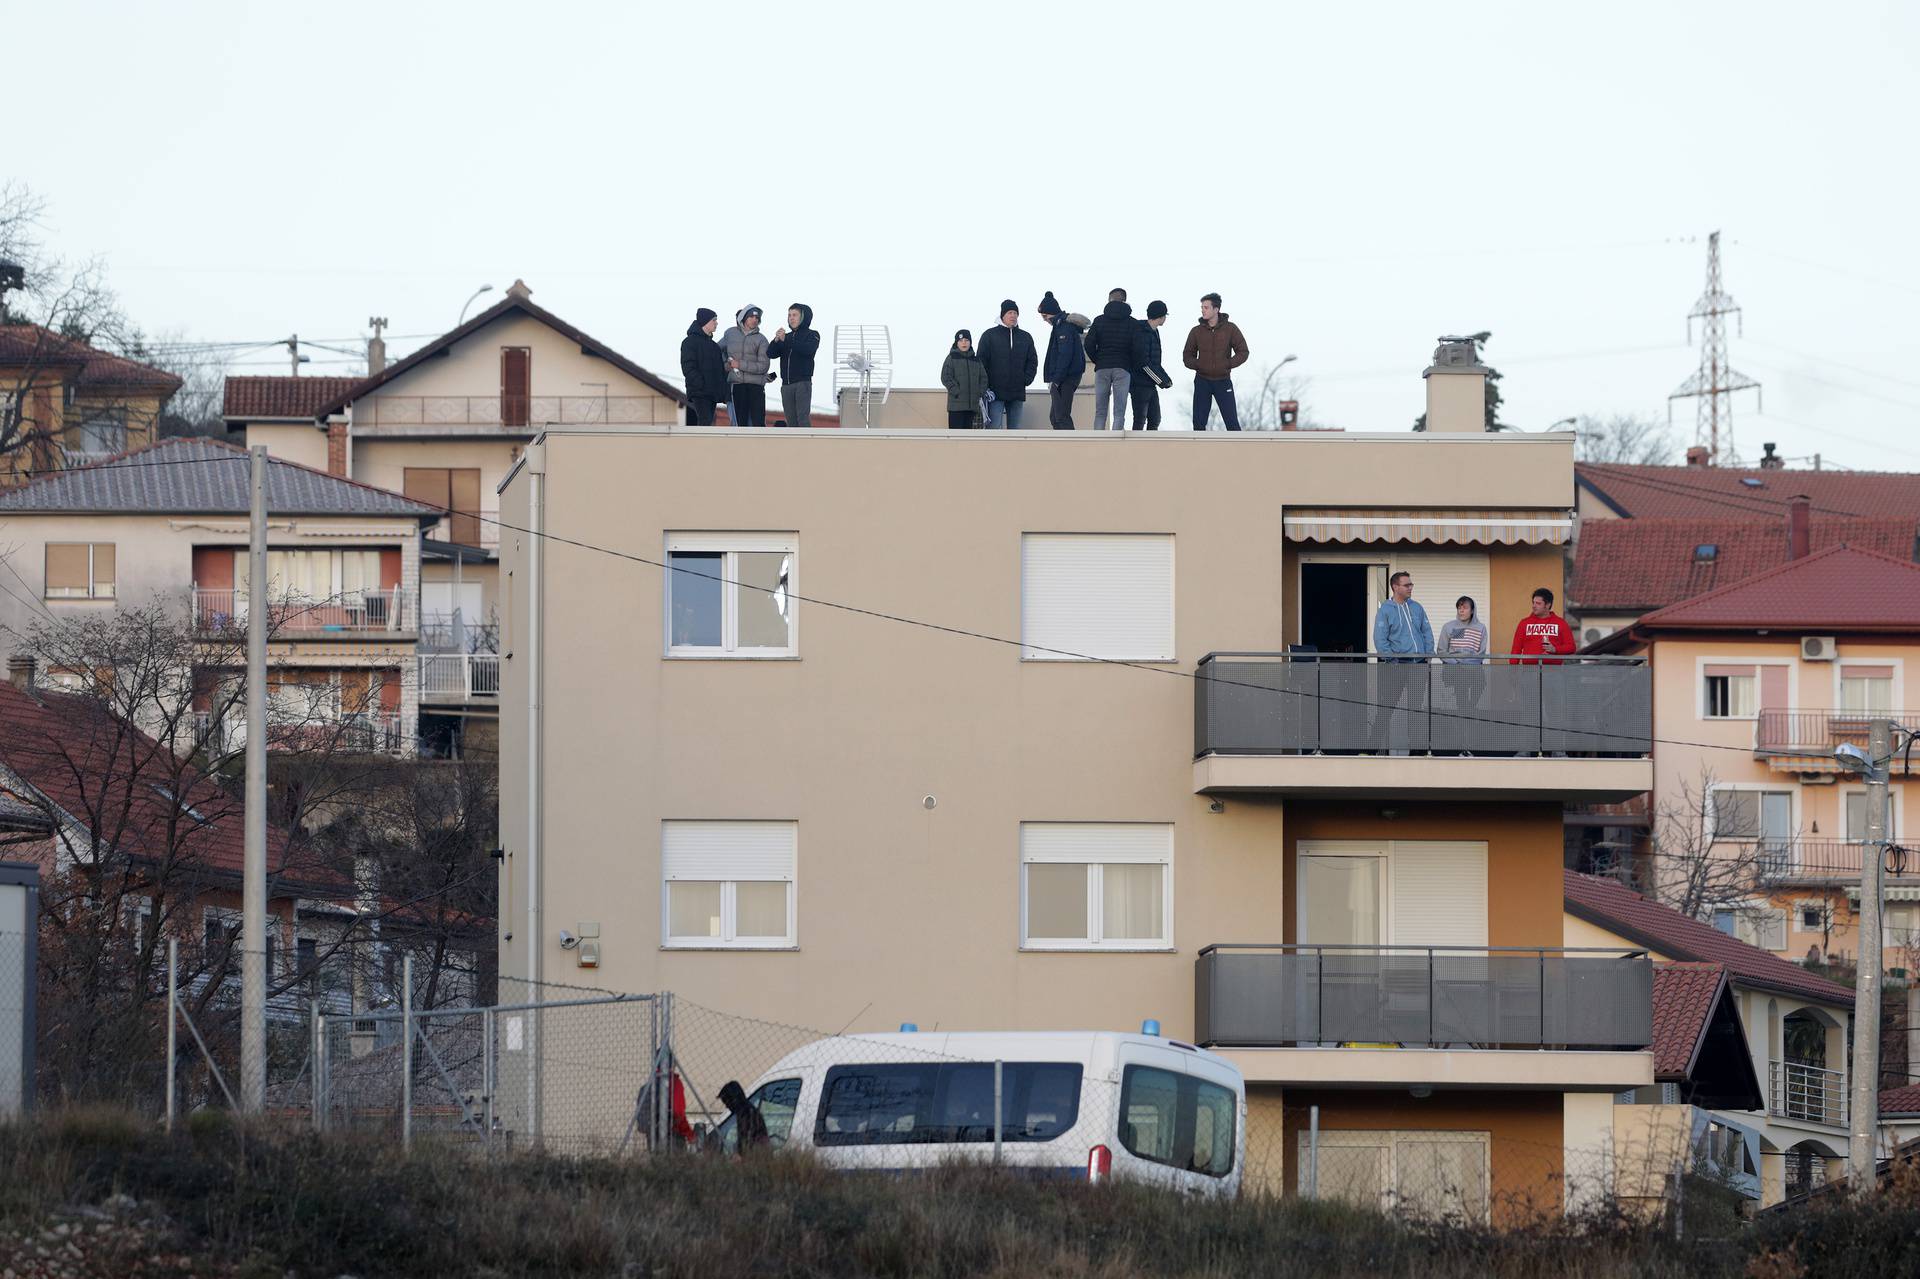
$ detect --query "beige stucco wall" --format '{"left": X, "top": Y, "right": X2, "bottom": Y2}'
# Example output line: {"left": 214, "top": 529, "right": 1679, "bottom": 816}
{"left": 499, "top": 428, "right": 1579, "bottom": 1046}
{"left": 242, "top": 422, "right": 330, "bottom": 472}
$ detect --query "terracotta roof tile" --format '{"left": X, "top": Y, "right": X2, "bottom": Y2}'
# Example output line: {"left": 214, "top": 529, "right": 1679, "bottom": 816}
{"left": 1570, "top": 517, "right": 1919, "bottom": 614}
{"left": 0, "top": 325, "right": 183, "bottom": 392}
{"left": 1880, "top": 1085, "right": 1920, "bottom": 1115}
{"left": 222, "top": 375, "right": 365, "bottom": 420}
{"left": 1578, "top": 462, "right": 1920, "bottom": 522}
{"left": 1565, "top": 870, "right": 1853, "bottom": 1005}
{"left": 1626, "top": 544, "right": 1920, "bottom": 631}
{"left": 1651, "top": 962, "right": 1726, "bottom": 1080}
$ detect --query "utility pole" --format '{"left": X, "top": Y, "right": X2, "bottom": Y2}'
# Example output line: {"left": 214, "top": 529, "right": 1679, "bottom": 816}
{"left": 1846, "top": 717, "right": 1893, "bottom": 1194}
{"left": 1668, "top": 231, "right": 1762, "bottom": 466}
{"left": 285, "top": 334, "right": 310, "bottom": 377}
{"left": 241, "top": 445, "right": 268, "bottom": 1114}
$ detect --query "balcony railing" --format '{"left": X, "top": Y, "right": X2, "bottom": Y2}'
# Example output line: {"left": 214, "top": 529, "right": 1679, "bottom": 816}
{"left": 1770, "top": 1059, "right": 1847, "bottom": 1126}
{"left": 1193, "top": 944, "right": 1653, "bottom": 1050}
{"left": 190, "top": 710, "right": 405, "bottom": 756}
{"left": 1756, "top": 710, "right": 1920, "bottom": 770}
{"left": 192, "top": 587, "right": 411, "bottom": 636}
{"left": 419, "top": 653, "right": 501, "bottom": 701}
{"left": 1194, "top": 653, "right": 1652, "bottom": 757}
{"left": 1755, "top": 838, "right": 1918, "bottom": 885}
{"left": 357, "top": 395, "right": 672, "bottom": 429}
{"left": 419, "top": 612, "right": 499, "bottom": 652}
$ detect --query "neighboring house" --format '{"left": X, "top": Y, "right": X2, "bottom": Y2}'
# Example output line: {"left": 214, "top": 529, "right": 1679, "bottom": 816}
{"left": 1575, "top": 458, "right": 1920, "bottom": 526}
{"left": 496, "top": 342, "right": 1659, "bottom": 1219}
{"left": 1566, "top": 870, "right": 1856, "bottom": 1204}
{"left": 0, "top": 326, "right": 183, "bottom": 485}
{"left": 1582, "top": 545, "right": 1920, "bottom": 973}
{"left": 1877, "top": 1085, "right": 1920, "bottom": 1157}
{"left": 224, "top": 280, "right": 685, "bottom": 759}
{"left": 0, "top": 437, "right": 440, "bottom": 757}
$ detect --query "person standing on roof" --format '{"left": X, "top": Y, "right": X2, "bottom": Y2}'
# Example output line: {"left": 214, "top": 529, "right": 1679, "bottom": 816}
{"left": 680, "top": 308, "right": 727, "bottom": 426}
{"left": 1182, "top": 292, "right": 1249, "bottom": 430}
{"left": 766, "top": 303, "right": 819, "bottom": 428}
{"left": 941, "top": 330, "right": 989, "bottom": 429}
{"left": 1509, "top": 588, "right": 1575, "bottom": 665}
{"left": 1038, "top": 291, "right": 1088, "bottom": 431}
{"left": 1130, "top": 300, "right": 1173, "bottom": 431}
{"left": 1084, "top": 287, "right": 1142, "bottom": 431}
{"left": 977, "top": 300, "right": 1038, "bottom": 429}
{"left": 723, "top": 305, "right": 773, "bottom": 428}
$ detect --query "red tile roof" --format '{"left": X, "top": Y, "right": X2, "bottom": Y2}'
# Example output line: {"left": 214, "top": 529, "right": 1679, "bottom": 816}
{"left": 1578, "top": 462, "right": 1920, "bottom": 522}
{"left": 1570, "top": 517, "right": 1919, "bottom": 614}
{"left": 1564, "top": 870, "right": 1853, "bottom": 1005}
{"left": 222, "top": 375, "right": 366, "bottom": 420}
{"left": 0, "top": 325, "right": 184, "bottom": 392}
{"left": 1651, "top": 962, "right": 1727, "bottom": 1080}
{"left": 1880, "top": 1085, "right": 1920, "bottom": 1116}
{"left": 1622, "top": 544, "right": 1920, "bottom": 632}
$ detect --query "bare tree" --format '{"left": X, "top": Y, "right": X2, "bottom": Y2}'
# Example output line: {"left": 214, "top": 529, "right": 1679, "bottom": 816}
{"left": 1646, "top": 768, "right": 1787, "bottom": 937}
{"left": 1574, "top": 414, "right": 1677, "bottom": 466}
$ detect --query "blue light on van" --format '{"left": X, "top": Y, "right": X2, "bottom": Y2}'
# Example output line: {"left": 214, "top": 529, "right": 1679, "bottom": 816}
{"left": 1141, "top": 1019, "right": 1161, "bottom": 1037}
{"left": 899, "top": 1022, "right": 919, "bottom": 1033}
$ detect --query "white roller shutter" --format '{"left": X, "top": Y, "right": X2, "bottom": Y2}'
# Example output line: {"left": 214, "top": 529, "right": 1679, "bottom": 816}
{"left": 1389, "top": 841, "right": 1487, "bottom": 947}
{"left": 662, "top": 821, "right": 796, "bottom": 881}
{"left": 1389, "top": 551, "right": 1490, "bottom": 633}
{"left": 1021, "top": 823, "right": 1172, "bottom": 865}
{"left": 1021, "top": 534, "right": 1174, "bottom": 661}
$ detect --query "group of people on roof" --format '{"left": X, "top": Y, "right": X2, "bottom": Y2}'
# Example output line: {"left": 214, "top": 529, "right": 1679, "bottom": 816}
{"left": 679, "top": 304, "right": 821, "bottom": 428}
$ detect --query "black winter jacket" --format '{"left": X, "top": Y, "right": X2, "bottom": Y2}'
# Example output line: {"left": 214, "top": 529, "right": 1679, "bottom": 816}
{"left": 1044, "top": 314, "right": 1088, "bottom": 383}
{"left": 977, "top": 324, "right": 1039, "bottom": 402}
{"left": 680, "top": 323, "right": 729, "bottom": 400}
{"left": 1132, "top": 320, "right": 1171, "bottom": 387}
{"left": 1084, "top": 300, "right": 1145, "bottom": 372}
{"left": 765, "top": 304, "right": 820, "bottom": 382}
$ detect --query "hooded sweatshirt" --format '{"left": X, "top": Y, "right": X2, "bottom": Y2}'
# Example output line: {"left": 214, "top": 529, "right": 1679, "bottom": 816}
{"left": 941, "top": 334, "right": 990, "bottom": 411}
{"left": 724, "top": 307, "right": 773, "bottom": 385}
{"left": 679, "top": 318, "right": 728, "bottom": 400}
{"left": 1436, "top": 614, "right": 1489, "bottom": 663}
{"left": 766, "top": 303, "right": 820, "bottom": 382}
{"left": 1509, "top": 610, "right": 1575, "bottom": 665}
{"left": 1182, "top": 312, "right": 1250, "bottom": 380}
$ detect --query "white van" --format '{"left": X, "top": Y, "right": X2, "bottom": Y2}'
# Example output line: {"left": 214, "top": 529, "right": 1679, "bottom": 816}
{"left": 710, "top": 1027, "right": 1246, "bottom": 1197}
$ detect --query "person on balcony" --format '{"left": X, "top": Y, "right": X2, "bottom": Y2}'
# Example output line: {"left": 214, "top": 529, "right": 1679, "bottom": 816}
{"left": 1437, "top": 595, "right": 1490, "bottom": 735}
{"left": 679, "top": 309, "right": 726, "bottom": 426}
{"left": 1509, "top": 588, "right": 1575, "bottom": 665}
{"left": 941, "top": 330, "right": 989, "bottom": 429}
{"left": 766, "top": 303, "right": 819, "bottom": 428}
{"left": 1370, "top": 571, "right": 1433, "bottom": 755}
{"left": 723, "top": 306, "right": 773, "bottom": 428}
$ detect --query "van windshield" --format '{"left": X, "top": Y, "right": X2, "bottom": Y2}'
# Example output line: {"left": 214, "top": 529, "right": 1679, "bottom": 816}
{"left": 814, "top": 1062, "right": 1083, "bottom": 1146}
{"left": 1118, "top": 1065, "right": 1237, "bottom": 1177}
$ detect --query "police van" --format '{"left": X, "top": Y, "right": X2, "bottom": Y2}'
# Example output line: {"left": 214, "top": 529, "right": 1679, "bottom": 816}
{"left": 710, "top": 1024, "right": 1246, "bottom": 1197}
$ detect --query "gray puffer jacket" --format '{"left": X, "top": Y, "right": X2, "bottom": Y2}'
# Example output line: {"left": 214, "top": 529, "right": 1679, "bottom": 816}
{"left": 724, "top": 310, "right": 772, "bottom": 385}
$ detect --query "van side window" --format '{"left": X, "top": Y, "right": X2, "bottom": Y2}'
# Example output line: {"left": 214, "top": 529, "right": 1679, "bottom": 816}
{"left": 1118, "top": 1065, "right": 1237, "bottom": 1178}
{"left": 718, "top": 1077, "right": 801, "bottom": 1154}
{"left": 815, "top": 1062, "right": 1083, "bottom": 1146}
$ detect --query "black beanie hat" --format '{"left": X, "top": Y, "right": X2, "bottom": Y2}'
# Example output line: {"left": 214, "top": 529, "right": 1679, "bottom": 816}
{"left": 1146, "top": 300, "right": 1168, "bottom": 320}
{"left": 954, "top": 328, "right": 973, "bottom": 344}
{"left": 999, "top": 298, "right": 1019, "bottom": 318}
{"left": 1038, "top": 291, "right": 1061, "bottom": 317}
{"left": 695, "top": 307, "right": 718, "bottom": 326}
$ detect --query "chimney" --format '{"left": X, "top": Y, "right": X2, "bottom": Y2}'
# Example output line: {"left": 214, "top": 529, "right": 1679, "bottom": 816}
{"left": 327, "top": 421, "right": 349, "bottom": 477}
{"left": 1278, "top": 399, "right": 1300, "bottom": 431}
{"left": 1685, "top": 446, "right": 1711, "bottom": 468}
{"left": 7, "top": 655, "right": 35, "bottom": 692}
{"left": 366, "top": 314, "right": 388, "bottom": 376}
{"left": 1759, "top": 441, "right": 1785, "bottom": 471}
{"left": 505, "top": 279, "right": 533, "bottom": 302}
{"left": 1787, "top": 495, "right": 1811, "bottom": 561}
{"left": 1422, "top": 337, "right": 1487, "bottom": 434}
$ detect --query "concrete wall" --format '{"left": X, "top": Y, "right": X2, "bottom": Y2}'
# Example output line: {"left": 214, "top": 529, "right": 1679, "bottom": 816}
{"left": 243, "top": 423, "right": 330, "bottom": 472}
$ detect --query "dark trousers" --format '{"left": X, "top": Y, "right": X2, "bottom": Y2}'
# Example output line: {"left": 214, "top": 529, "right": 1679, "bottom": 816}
{"left": 1193, "top": 376, "right": 1241, "bottom": 430}
{"left": 688, "top": 396, "right": 717, "bottom": 426}
{"left": 948, "top": 409, "right": 979, "bottom": 428}
{"left": 1368, "top": 660, "right": 1429, "bottom": 753}
{"left": 1129, "top": 380, "right": 1162, "bottom": 430}
{"left": 1049, "top": 375, "right": 1080, "bottom": 429}
{"left": 729, "top": 384, "right": 766, "bottom": 428}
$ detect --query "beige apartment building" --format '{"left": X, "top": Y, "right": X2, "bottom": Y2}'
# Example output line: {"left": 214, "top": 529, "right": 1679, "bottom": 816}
{"left": 497, "top": 346, "right": 1658, "bottom": 1213}
{"left": 1, "top": 325, "right": 182, "bottom": 485}
{"left": 226, "top": 281, "right": 685, "bottom": 756}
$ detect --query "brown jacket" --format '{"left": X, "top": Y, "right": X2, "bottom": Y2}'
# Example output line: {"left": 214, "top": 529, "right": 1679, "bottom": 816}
{"left": 1182, "top": 314, "right": 1249, "bottom": 381}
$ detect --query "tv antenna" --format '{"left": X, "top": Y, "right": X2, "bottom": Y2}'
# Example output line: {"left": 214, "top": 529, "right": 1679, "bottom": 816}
{"left": 832, "top": 325, "right": 892, "bottom": 428}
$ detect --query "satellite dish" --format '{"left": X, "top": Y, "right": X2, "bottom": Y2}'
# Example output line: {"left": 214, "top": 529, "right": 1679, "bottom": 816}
{"left": 832, "top": 325, "right": 893, "bottom": 427}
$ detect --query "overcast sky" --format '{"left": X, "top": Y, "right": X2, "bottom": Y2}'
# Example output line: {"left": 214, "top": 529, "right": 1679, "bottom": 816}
{"left": 10, "top": 1, "right": 1919, "bottom": 467}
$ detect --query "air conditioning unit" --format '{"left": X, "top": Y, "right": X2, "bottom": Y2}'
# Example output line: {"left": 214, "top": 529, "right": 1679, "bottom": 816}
{"left": 1800, "top": 636, "right": 1838, "bottom": 662}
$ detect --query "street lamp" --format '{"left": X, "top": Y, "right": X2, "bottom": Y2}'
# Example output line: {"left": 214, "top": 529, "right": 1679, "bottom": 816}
{"left": 1260, "top": 354, "right": 1300, "bottom": 403}
{"left": 458, "top": 284, "right": 495, "bottom": 325}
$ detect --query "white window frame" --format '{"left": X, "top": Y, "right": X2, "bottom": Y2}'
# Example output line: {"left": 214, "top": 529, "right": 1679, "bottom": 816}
{"left": 1019, "top": 822, "right": 1174, "bottom": 951}
{"left": 1793, "top": 900, "right": 1827, "bottom": 934}
{"left": 663, "top": 533, "right": 799, "bottom": 659}
{"left": 1702, "top": 672, "right": 1756, "bottom": 720}
{"left": 1841, "top": 785, "right": 1901, "bottom": 844}
{"left": 1707, "top": 785, "right": 1797, "bottom": 847}
{"left": 1295, "top": 839, "right": 1490, "bottom": 948}
{"left": 1692, "top": 655, "right": 1795, "bottom": 724}
{"left": 661, "top": 820, "right": 797, "bottom": 949}
{"left": 1020, "top": 533, "right": 1175, "bottom": 662}
{"left": 43, "top": 541, "right": 116, "bottom": 599}
{"left": 1834, "top": 659, "right": 1901, "bottom": 715}
{"left": 1299, "top": 1129, "right": 1491, "bottom": 1223}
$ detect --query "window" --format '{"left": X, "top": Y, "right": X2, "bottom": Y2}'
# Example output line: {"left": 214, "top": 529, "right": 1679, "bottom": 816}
{"left": 1296, "top": 840, "right": 1489, "bottom": 949}
{"left": 665, "top": 535, "right": 796, "bottom": 657}
{"left": 1798, "top": 904, "right": 1825, "bottom": 932}
{"left": 1301, "top": 1130, "right": 1489, "bottom": 1222}
{"left": 1704, "top": 672, "right": 1756, "bottom": 719}
{"left": 1021, "top": 533, "right": 1174, "bottom": 661}
{"left": 1714, "top": 905, "right": 1787, "bottom": 951}
{"left": 814, "top": 1062, "right": 1083, "bottom": 1147}
{"left": 716, "top": 1077, "right": 803, "bottom": 1153}
{"left": 662, "top": 820, "right": 796, "bottom": 947}
{"left": 1839, "top": 667, "right": 1894, "bottom": 714}
{"left": 44, "top": 543, "right": 115, "bottom": 599}
{"left": 1119, "top": 1065, "right": 1236, "bottom": 1178}
{"left": 1844, "top": 790, "right": 1896, "bottom": 843}
{"left": 1020, "top": 823, "right": 1172, "bottom": 950}
{"left": 297, "top": 937, "right": 319, "bottom": 980}
{"left": 1711, "top": 789, "right": 1793, "bottom": 848}
{"left": 405, "top": 468, "right": 483, "bottom": 545}
{"left": 68, "top": 408, "right": 126, "bottom": 457}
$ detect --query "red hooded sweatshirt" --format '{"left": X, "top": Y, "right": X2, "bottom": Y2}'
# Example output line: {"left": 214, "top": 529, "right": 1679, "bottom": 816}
{"left": 1509, "top": 611, "right": 1575, "bottom": 664}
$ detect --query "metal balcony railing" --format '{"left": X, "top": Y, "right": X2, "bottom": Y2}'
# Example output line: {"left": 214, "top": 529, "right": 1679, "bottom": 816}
{"left": 358, "top": 394, "right": 671, "bottom": 429}
{"left": 1754, "top": 838, "right": 1919, "bottom": 885}
{"left": 192, "top": 587, "right": 411, "bottom": 636}
{"left": 190, "top": 710, "right": 405, "bottom": 756}
{"left": 1193, "top": 944, "right": 1652, "bottom": 1050}
{"left": 1194, "top": 653, "right": 1652, "bottom": 757}
{"left": 419, "top": 612, "right": 499, "bottom": 652}
{"left": 1770, "top": 1058, "right": 1847, "bottom": 1126}
{"left": 419, "top": 653, "right": 501, "bottom": 701}
{"left": 1755, "top": 710, "right": 1920, "bottom": 769}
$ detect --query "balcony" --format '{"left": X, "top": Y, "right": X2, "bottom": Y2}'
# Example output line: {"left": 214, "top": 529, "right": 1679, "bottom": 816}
{"left": 192, "top": 587, "right": 412, "bottom": 639}
{"left": 1769, "top": 1059, "right": 1846, "bottom": 1127}
{"left": 191, "top": 710, "right": 406, "bottom": 756}
{"left": 1193, "top": 653, "right": 1653, "bottom": 800}
{"left": 1755, "top": 838, "right": 1920, "bottom": 887}
{"left": 1756, "top": 710, "right": 1920, "bottom": 776}
{"left": 355, "top": 394, "right": 675, "bottom": 432}
{"left": 419, "top": 653, "right": 501, "bottom": 704}
{"left": 1195, "top": 944, "right": 1652, "bottom": 1050}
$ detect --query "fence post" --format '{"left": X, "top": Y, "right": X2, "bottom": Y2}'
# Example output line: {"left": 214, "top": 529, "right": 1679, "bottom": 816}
{"left": 658, "top": 992, "right": 673, "bottom": 1151}
{"left": 401, "top": 953, "right": 413, "bottom": 1154}
{"left": 165, "top": 937, "right": 177, "bottom": 1135}
{"left": 1307, "top": 1104, "right": 1319, "bottom": 1200}
{"left": 993, "top": 1060, "right": 1004, "bottom": 1166}
{"left": 1671, "top": 1154, "right": 1686, "bottom": 1242}
{"left": 310, "top": 998, "right": 322, "bottom": 1133}
{"left": 483, "top": 1006, "right": 495, "bottom": 1153}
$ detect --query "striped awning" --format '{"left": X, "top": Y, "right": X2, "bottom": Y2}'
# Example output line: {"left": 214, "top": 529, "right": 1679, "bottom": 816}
{"left": 1283, "top": 509, "right": 1573, "bottom": 546}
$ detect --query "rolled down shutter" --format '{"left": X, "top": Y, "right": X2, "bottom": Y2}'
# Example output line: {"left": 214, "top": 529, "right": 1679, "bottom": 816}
{"left": 1020, "top": 822, "right": 1172, "bottom": 864}
{"left": 662, "top": 821, "right": 796, "bottom": 881}
{"left": 1389, "top": 841, "right": 1487, "bottom": 947}
{"left": 1021, "top": 533, "right": 1174, "bottom": 661}
{"left": 1389, "top": 552, "right": 1490, "bottom": 632}
{"left": 1759, "top": 666, "right": 1789, "bottom": 711}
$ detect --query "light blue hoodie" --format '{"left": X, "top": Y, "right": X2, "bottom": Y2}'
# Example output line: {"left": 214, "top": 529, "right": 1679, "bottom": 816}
{"left": 1373, "top": 596, "right": 1434, "bottom": 657}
